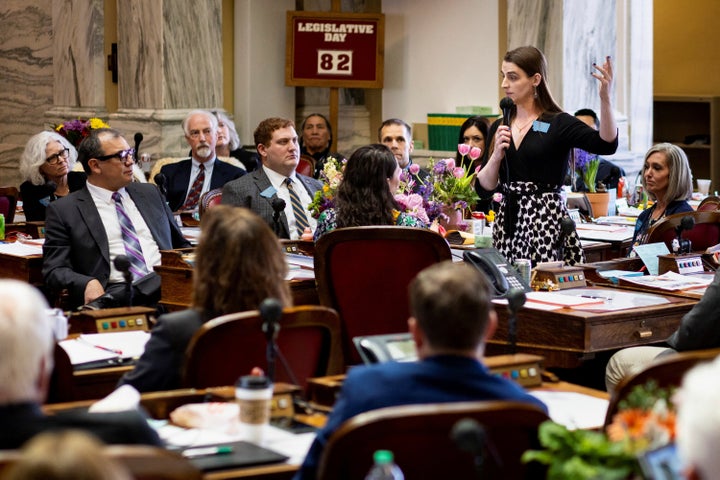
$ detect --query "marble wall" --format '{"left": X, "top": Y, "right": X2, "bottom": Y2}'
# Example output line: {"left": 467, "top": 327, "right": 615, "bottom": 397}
{"left": 0, "top": 1, "right": 54, "bottom": 187}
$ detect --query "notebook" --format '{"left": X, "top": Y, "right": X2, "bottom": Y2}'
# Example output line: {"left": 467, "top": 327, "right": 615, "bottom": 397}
{"left": 174, "top": 440, "right": 289, "bottom": 471}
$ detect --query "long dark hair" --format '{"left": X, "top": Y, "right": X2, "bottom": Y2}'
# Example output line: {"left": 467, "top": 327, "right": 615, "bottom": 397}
{"left": 192, "top": 206, "right": 292, "bottom": 320}
{"left": 504, "top": 46, "right": 563, "bottom": 117}
{"left": 336, "top": 144, "right": 399, "bottom": 228}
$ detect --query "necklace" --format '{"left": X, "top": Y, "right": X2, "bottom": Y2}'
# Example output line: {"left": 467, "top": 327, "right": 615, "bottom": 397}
{"left": 512, "top": 117, "right": 536, "bottom": 133}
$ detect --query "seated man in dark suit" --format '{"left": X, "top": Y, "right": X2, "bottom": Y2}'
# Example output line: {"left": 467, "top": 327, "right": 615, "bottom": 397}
{"left": 293, "top": 261, "right": 547, "bottom": 480}
{"left": 379, "top": 118, "right": 430, "bottom": 193}
{"left": 221, "top": 117, "right": 323, "bottom": 239}
{"left": 160, "top": 109, "right": 245, "bottom": 212}
{"left": 43, "top": 128, "right": 191, "bottom": 310}
{"left": 0, "top": 279, "right": 163, "bottom": 449}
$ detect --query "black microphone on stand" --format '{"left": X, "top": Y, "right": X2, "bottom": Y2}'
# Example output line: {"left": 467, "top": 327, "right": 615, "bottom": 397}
{"left": 271, "top": 198, "right": 286, "bottom": 237}
{"left": 452, "top": 418, "right": 502, "bottom": 478}
{"left": 260, "top": 297, "right": 283, "bottom": 382}
{"left": 113, "top": 255, "right": 133, "bottom": 307}
{"left": 500, "top": 97, "right": 515, "bottom": 126}
{"left": 506, "top": 288, "right": 526, "bottom": 355}
{"left": 133, "top": 132, "right": 143, "bottom": 161}
{"left": 154, "top": 173, "right": 168, "bottom": 199}
{"left": 557, "top": 215, "right": 576, "bottom": 264}
{"left": 674, "top": 215, "right": 695, "bottom": 254}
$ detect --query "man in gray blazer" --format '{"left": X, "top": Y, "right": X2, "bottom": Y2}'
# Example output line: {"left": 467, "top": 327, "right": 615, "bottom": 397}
{"left": 43, "top": 128, "right": 190, "bottom": 310}
{"left": 221, "top": 117, "right": 322, "bottom": 239}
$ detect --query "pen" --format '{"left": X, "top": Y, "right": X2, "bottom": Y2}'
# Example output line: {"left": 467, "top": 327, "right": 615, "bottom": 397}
{"left": 579, "top": 295, "right": 612, "bottom": 301}
{"left": 182, "top": 446, "right": 234, "bottom": 458}
{"left": 78, "top": 337, "right": 123, "bottom": 356}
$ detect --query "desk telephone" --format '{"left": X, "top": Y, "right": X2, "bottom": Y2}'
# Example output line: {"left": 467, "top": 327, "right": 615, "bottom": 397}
{"left": 463, "top": 248, "right": 531, "bottom": 297}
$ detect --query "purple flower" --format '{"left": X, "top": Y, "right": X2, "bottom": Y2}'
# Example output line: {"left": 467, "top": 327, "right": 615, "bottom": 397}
{"left": 408, "top": 163, "right": 420, "bottom": 175}
{"left": 433, "top": 162, "right": 446, "bottom": 175}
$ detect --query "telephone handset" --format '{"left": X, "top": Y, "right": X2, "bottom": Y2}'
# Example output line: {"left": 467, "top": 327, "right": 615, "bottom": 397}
{"left": 463, "top": 248, "right": 531, "bottom": 297}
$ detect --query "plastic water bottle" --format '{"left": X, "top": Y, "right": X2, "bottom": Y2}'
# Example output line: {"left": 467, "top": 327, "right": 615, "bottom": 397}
{"left": 364, "top": 450, "right": 404, "bottom": 480}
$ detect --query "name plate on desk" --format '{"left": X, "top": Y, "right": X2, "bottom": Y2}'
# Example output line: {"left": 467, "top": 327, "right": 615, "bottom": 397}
{"left": 70, "top": 306, "right": 154, "bottom": 334}
{"left": 484, "top": 353, "right": 544, "bottom": 388}
{"left": 534, "top": 266, "right": 586, "bottom": 290}
{"left": 658, "top": 254, "right": 704, "bottom": 275}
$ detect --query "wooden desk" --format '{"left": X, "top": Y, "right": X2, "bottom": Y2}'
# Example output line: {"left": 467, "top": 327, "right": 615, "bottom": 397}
{"left": 0, "top": 251, "right": 43, "bottom": 285}
{"left": 487, "top": 287, "right": 697, "bottom": 369}
{"left": 155, "top": 249, "right": 319, "bottom": 311}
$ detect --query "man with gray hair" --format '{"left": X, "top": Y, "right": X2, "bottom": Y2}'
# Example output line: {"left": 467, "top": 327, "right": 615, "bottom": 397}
{"left": 0, "top": 279, "right": 162, "bottom": 448}
{"left": 160, "top": 109, "right": 245, "bottom": 212}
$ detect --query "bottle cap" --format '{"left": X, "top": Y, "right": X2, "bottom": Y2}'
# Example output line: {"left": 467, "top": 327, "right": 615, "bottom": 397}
{"left": 373, "top": 449, "right": 394, "bottom": 465}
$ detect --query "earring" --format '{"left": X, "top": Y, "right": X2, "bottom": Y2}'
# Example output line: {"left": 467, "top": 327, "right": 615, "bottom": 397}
{"left": 533, "top": 85, "right": 538, "bottom": 99}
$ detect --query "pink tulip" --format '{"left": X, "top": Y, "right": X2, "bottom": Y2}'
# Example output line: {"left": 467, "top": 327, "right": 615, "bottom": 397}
{"left": 408, "top": 163, "right": 420, "bottom": 175}
{"left": 474, "top": 165, "right": 482, "bottom": 174}
{"left": 458, "top": 144, "right": 471, "bottom": 156}
{"left": 493, "top": 192, "right": 503, "bottom": 202}
{"left": 445, "top": 158, "right": 456, "bottom": 170}
{"left": 469, "top": 146, "right": 482, "bottom": 160}
{"left": 453, "top": 167, "right": 465, "bottom": 178}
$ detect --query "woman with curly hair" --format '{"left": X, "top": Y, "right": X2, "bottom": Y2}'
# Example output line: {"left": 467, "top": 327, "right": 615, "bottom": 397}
{"left": 314, "top": 144, "right": 425, "bottom": 240}
{"left": 118, "top": 205, "right": 291, "bottom": 392}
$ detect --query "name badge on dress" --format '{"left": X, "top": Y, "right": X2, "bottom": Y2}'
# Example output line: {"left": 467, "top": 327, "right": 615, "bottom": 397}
{"left": 532, "top": 121, "right": 550, "bottom": 133}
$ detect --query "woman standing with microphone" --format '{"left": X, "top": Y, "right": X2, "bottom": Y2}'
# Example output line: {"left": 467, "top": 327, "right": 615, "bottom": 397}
{"left": 476, "top": 46, "right": 618, "bottom": 266}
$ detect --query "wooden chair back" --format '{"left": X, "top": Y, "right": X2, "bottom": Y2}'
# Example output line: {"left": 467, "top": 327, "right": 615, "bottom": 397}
{"left": 0, "top": 445, "right": 202, "bottom": 480}
{"left": 646, "top": 210, "right": 720, "bottom": 252}
{"left": 46, "top": 342, "right": 77, "bottom": 404}
{"left": 314, "top": 226, "right": 451, "bottom": 365}
{"left": 697, "top": 195, "right": 720, "bottom": 211}
{"left": 0, "top": 186, "right": 19, "bottom": 224}
{"left": 604, "top": 347, "right": 720, "bottom": 426}
{"left": 199, "top": 188, "right": 223, "bottom": 217}
{"left": 318, "top": 400, "right": 549, "bottom": 480}
{"left": 183, "top": 305, "right": 343, "bottom": 391}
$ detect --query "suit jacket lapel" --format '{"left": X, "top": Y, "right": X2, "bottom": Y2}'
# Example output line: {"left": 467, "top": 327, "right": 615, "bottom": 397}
{"left": 254, "top": 169, "right": 290, "bottom": 237}
{"left": 76, "top": 188, "right": 111, "bottom": 265}
{"left": 126, "top": 184, "right": 166, "bottom": 249}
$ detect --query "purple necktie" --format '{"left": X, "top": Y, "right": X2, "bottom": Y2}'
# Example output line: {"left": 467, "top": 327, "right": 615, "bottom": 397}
{"left": 112, "top": 192, "right": 148, "bottom": 280}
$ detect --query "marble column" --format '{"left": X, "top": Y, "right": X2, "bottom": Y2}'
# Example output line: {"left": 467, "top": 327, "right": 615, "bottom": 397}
{"left": 45, "top": 0, "right": 109, "bottom": 130}
{"left": 111, "top": 0, "right": 223, "bottom": 165}
{"left": 506, "top": 0, "right": 652, "bottom": 178}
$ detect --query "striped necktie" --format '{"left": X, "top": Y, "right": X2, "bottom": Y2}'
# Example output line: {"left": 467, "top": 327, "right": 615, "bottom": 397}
{"left": 181, "top": 163, "right": 205, "bottom": 210}
{"left": 111, "top": 192, "right": 148, "bottom": 280}
{"left": 286, "top": 177, "right": 310, "bottom": 236}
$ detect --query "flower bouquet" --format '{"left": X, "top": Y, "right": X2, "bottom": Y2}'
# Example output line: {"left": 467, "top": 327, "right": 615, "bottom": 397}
{"left": 522, "top": 381, "right": 676, "bottom": 479}
{"left": 575, "top": 148, "right": 600, "bottom": 193}
{"left": 54, "top": 117, "right": 111, "bottom": 149}
{"left": 309, "top": 156, "right": 345, "bottom": 219}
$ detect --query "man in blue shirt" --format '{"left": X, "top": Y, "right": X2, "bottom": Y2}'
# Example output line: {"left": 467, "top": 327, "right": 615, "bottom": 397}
{"left": 294, "top": 261, "right": 547, "bottom": 480}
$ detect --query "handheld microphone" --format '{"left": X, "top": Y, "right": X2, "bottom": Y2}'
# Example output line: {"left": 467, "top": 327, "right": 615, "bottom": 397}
{"left": 271, "top": 198, "right": 286, "bottom": 236}
{"left": 154, "top": 173, "right": 168, "bottom": 198}
{"left": 133, "top": 132, "right": 143, "bottom": 161}
{"left": 260, "top": 297, "right": 283, "bottom": 382}
{"left": 113, "top": 255, "right": 133, "bottom": 306}
{"left": 500, "top": 97, "right": 514, "bottom": 126}
{"left": 506, "top": 288, "right": 526, "bottom": 355}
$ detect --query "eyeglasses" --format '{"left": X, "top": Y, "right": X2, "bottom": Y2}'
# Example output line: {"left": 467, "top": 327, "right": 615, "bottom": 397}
{"left": 95, "top": 148, "right": 135, "bottom": 163}
{"left": 45, "top": 148, "right": 70, "bottom": 165}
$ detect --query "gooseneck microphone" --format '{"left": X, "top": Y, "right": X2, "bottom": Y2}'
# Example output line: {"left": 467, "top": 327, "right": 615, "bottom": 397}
{"left": 674, "top": 215, "right": 695, "bottom": 254}
{"left": 260, "top": 297, "right": 283, "bottom": 382}
{"left": 506, "top": 288, "right": 526, "bottom": 355}
{"left": 452, "top": 418, "right": 487, "bottom": 478}
{"left": 133, "top": 132, "right": 143, "bottom": 160}
{"left": 271, "top": 198, "right": 286, "bottom": 237}
{"left": 113, "top": 254, "right": 133, "bottom": 307}
{"left": 500, "top": 97, "right": 515, "bottom": 126}
{"left": 154, "top": 173, "right": 168, "bottom": 199}
{"left": 557, "top": 215, "right": 576, "bottom": 263}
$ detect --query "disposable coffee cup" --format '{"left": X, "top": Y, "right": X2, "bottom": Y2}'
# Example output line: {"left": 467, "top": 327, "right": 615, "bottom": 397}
{"left": 235, "top": 375, "right": 273, "bottom": 444}
{"left": 697, "top": 179, "right": 711, "bottom": 196}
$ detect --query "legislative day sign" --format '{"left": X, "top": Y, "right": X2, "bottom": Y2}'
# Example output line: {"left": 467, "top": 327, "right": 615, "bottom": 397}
{"left": 286, "top": 11, "right": 384, "bottom": 88}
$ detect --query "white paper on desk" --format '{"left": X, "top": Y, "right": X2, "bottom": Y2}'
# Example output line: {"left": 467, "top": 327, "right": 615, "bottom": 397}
{"left": 621, "top": 270, "right": 713, "bottom": 291}
{"left": 286, "top": 268, "right": 315, "bottom": 281}
{"left": 286, "top": 253, "right": 314, "bottom": 269}
{"left": 0, "top": 242, "right": 43, "bottom": 256}
{"left": 59, "top": 338, "right": 119, "bottom": 364}
{"left": 525, "top": 291, "right": 605, "bottom": 307}
{"left": 89, "top": 384, "right": 141, "bottom": 413}
{"left": 530, "top": 390, "right": 609, "bottom": 430}
{"left": 79, "top": 331, "right": 150, "bottom": 358}
{"left": 563, "top": 288, "right": 670, "bottom": 311}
